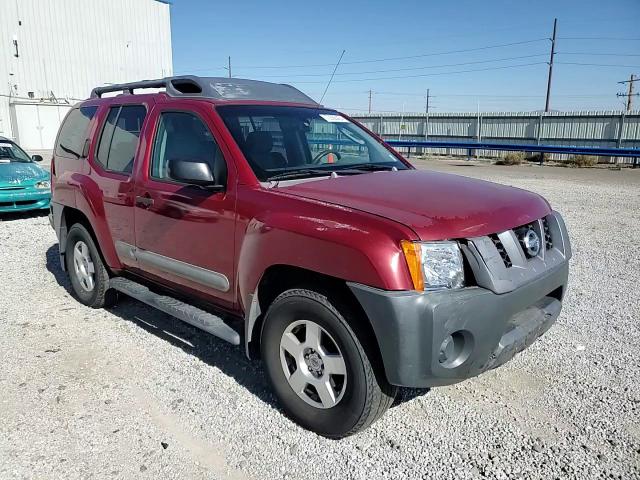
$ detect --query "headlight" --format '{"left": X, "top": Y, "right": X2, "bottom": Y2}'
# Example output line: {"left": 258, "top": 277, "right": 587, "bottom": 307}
{"left": 401, "top": 240, "right": 465, "bottom": 291}
{"left": 34, "top": 180, "right": 50, "bottom": 189}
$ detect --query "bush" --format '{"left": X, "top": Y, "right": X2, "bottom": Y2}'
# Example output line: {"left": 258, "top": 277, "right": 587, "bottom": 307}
{"left": 496, "top": 151, "right": 525, "bottom": 165}
{"left": 525, "top": 153, "right": 543, "bottom": 163}
{"left": 566, "top": 155, "right": 598, "bottom": 167}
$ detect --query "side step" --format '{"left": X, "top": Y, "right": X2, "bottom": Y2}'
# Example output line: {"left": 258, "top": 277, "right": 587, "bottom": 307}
{"left": 109, "top": 277, "right": 240, "bottom": 345}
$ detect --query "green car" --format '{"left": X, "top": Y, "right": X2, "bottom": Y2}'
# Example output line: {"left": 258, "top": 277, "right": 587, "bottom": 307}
{"left": 0, "top": 137, "right": 51, "bottom": 213}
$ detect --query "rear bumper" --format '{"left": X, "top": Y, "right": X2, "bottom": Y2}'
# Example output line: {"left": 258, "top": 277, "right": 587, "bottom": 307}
{"left": 348, "top": 261, "right": 568, "bottom": 388}
{"left": 0, "top": 189, "right": 50, "bottom": 212}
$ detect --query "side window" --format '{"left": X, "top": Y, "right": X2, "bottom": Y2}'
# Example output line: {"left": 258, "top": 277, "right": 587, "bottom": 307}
{"left": 55, "top": 106, "right": 98, "bottom": 159}
{"left": 236, "top": 115, "right": 288, "bottom": 167}
{"left": 150, "top": 111, "right": 226, "bottom": 184}
{"left": 95, "top": 105, "right": 146, "bottom": 174}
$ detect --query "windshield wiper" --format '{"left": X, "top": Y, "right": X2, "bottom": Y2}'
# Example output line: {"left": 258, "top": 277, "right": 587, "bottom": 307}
{"left": 266, "top": 165, "right": 394, "bottom": 182}
{"left": 266, "top": 169, "right": 333, "bottom": 182}
{"left": 346, "top": 163, "right": 397, "bottom": 172}
{"left": 59, "top": 144, "right": 80, "bottom": 158}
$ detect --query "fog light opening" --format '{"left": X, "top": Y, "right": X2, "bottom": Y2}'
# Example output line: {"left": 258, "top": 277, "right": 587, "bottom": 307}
{"left": 438, "top": 331, "right": 472, "bottom": 368}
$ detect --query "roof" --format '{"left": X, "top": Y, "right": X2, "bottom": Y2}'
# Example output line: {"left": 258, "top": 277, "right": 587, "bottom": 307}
{"left": 90, "top": 75, "right": 319, "bottom": 106}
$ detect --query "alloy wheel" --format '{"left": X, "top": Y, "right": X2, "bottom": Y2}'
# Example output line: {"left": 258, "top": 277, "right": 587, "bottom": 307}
{"left": 73, "top": 240, "right": 95, "bottom": 292}
{"left": 279, "top": 319, "right": 347, "bottom": 409}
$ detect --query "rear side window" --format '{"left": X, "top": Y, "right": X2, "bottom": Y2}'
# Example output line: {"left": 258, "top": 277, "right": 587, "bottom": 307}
{"left": 96, "top": 105, "right": 147, "bottom": 174}
{"left": 55, "top": 106, "right": 98, "bottom": 159}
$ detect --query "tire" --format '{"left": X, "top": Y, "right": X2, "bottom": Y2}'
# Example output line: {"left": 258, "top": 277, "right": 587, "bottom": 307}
{"left": 261, "top": 288, "right": 397, "bottom": 438}
{"left": 65, "top": 223, "right": 116, "bottom": 308}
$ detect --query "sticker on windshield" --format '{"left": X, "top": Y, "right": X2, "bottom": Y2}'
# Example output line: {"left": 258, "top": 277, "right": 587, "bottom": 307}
{"left": 0, "top": 143, "right": 14, "bottom": 148}
{"left": 319, "top": 114, "right": 349, "bottom": 123}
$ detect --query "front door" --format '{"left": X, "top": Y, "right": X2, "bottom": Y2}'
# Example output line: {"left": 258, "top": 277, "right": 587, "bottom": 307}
{"left": 133, "top": 104, "right": 237, "bottom": 309}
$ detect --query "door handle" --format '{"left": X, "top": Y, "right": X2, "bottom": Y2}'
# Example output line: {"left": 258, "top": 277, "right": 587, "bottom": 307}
{"left": 135, "top": 194, "right": 154, "bottom": 209}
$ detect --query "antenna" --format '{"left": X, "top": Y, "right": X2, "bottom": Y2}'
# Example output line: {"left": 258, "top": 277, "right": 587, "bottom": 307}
{"left": 320, "top": 50, "right": 346, "bottom": 104}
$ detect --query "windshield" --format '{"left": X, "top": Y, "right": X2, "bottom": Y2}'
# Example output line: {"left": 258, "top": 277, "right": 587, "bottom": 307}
{"left": 0, "top": 141, "right": 32, "bottom": 163}
{"left": 216, "top": 105, "right": 408, "bottom": 181}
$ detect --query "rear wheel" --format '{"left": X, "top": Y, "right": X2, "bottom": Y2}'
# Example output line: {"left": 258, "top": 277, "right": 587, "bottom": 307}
{"left": 65, "top": 223, "right": 116, "bottom": 308}
{"left": 261, "top": 288, "right": 396, "bottom": 438}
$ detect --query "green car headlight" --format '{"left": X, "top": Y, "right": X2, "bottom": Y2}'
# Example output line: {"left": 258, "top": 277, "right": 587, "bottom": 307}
{"left": 35, "top": 180, "right": 50, "bottom": 189}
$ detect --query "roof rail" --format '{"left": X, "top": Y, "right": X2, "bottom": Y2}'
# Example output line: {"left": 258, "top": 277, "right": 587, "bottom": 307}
{"left": 90, "top": 75, "right": 319, "bottom": 105}
{"left": 90, "top": 76, "right": 202, "bottom": 98}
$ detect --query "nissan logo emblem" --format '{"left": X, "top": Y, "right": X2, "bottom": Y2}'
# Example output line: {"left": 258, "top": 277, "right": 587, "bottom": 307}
{"left": 522, "top": 229, "right": 541, "bottom": 257}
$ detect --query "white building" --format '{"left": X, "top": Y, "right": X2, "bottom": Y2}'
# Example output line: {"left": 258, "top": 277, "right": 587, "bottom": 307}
{"left": 0, "top": 0, "right": 172, "bottom": 153}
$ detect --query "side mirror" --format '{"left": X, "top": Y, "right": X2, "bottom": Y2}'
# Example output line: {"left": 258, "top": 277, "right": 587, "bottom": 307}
{"left": 32, "top": 154, "right": 43, "bottom": 162}
{"left": 168, "top": 159, "right": 224, "bottom": 191}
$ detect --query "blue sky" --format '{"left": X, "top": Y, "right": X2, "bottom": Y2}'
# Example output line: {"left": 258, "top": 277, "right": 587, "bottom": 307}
{"left": 170, "top": 0, "right": 640, "bottom": 113}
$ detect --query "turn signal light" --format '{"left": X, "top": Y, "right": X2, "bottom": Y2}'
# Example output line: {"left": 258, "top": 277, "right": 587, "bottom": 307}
{"left": 400, "top": 240, "right": 424, "bottom": 291}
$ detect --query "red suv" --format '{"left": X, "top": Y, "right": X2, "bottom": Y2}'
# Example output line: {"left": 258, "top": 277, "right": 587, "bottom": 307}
{"left": 50, "top": 76, "right": 571, "bottom": 437}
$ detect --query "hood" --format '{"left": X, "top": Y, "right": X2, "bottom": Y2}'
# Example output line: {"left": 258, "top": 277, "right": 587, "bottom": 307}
{"left": 280, "top": 169, "right": 551, "bottom": 240}
{"left": 0, "top": 162, "right": 49, "bottom": 187}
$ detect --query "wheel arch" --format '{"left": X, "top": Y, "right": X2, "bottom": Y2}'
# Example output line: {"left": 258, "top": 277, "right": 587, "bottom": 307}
{"left": 245, "top": 264, "right": 387, "bottom": 381}
{"left": 56, "top": 205, "right": 115, "bottom": 273}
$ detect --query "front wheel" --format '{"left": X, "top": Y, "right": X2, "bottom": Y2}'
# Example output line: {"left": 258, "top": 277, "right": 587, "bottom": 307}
{"left": 261, "top": 288, "right": 397, "bottom": 437}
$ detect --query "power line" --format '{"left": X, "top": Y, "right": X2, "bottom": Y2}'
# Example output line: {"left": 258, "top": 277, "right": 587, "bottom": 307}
{"left": 233, "top": 38, "right": 549, "bottom": 70}
{"left": 559, "top": 52, "right": 640, "bottom": 56}
{"left": 307, "top": 90, "right": 614, "bottom": 99}
{"left": 339, "top": 39, "right": 549, "bottom": 65}
{"left": 289, "top": 62, "right": 547, "bottom": 84}
{"left": 556, "top": 62, "right": 640, "bottom": 68}
{"left": 248, "top": 54, "right": 549, "bottom": 78}
{"left": 558, "top": 36, "right": 640, "bottom": 41}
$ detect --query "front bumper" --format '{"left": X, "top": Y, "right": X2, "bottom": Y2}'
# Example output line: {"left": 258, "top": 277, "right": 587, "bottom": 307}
{"left": 0, "top": 188, "right": 50, "bottom": 213}
{"left": 348, "top": 260, "right": 569, "bottom": 388}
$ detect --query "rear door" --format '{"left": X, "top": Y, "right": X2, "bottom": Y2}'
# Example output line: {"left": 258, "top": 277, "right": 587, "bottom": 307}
{"left": 86, "top": 98, "right": 152, "bottom": 268}
{"left": 132, "top": 101, "right": 237, "bottom": 309}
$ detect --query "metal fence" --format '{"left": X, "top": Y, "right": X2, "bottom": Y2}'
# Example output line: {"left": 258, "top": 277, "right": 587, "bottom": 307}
{"left": 351, "top": 110, "right": 640, "bottom": 163}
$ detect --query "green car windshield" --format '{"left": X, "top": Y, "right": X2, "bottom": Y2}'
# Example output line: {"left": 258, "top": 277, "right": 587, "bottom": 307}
{"left": 0, "top": 141, "right": 32, "bottom": 163}
{"left": 217, "top": 105, "right": 407, "bottom": 182}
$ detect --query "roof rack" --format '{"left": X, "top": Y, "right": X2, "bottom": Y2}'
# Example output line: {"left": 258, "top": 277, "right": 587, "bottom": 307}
{"left": 90, "top": 75, "right": 319, "bottom": 106}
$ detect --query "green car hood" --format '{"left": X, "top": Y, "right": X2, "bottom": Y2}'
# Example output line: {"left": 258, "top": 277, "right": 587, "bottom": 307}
{"left": 0, "top": 162, "right": 49, "bottom": 187}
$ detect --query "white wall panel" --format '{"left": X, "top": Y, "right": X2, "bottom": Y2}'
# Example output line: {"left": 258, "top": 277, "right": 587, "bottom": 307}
{"left": 0, "top": 0, "right": 172, "bottom": 146}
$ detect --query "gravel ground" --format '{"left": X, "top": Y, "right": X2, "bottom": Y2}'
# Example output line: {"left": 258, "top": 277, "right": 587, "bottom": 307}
{"left": 1, "top": 161, "right": 639, "bottom": 480}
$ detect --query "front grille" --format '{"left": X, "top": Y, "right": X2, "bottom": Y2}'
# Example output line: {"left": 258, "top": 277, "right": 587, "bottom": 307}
{"left": 542, "top": 217, "right": 553, "bottom": 250}
{"left": 0, "top": 186, "right": 25, "bottom": 191}
{"left": 490, "top": 234, "right": 512, "bottom": 268}
{"left": 0, "top": 200, "right": 39, "bottom": 208}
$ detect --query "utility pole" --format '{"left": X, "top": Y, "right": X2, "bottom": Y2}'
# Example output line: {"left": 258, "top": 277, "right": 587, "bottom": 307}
{"left": 425, "top": 88, "right": 430, "bottom": 114}
{"left": 545, "top": 18, "right": 557, "bottom": 112}
{"left": 228, "top": 56, "right": 232, "bottom": 78}
{"left": 368, "top": 89, "right": 372, "bottom": 114}
{"left": 617, "top": 74, "right": 639, "bottom": 112}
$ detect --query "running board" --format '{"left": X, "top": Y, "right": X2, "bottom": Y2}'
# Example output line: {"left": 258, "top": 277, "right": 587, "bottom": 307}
{"left": 109, "top": 277, "right": 240, "bottom": 345}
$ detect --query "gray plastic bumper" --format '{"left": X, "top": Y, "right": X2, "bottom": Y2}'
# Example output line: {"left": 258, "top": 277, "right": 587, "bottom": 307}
{"left": 348, "top": 261, "right": 568, "bottom": 388}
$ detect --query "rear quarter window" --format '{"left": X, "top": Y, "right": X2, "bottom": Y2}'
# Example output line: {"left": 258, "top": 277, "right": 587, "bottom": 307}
{"left": 55, "top": 106, "right": 98, "bottom": 159}
{"left": 95, "top": 105, "right": 147, "bottom": 174}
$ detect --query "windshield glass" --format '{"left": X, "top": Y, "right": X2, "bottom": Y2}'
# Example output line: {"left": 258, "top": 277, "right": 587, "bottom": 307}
{"left": 216, "top": 106, "right": 407, "bottom": 181}
{"left": 0, "top": 141, "right": 32, "bottom": 163}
